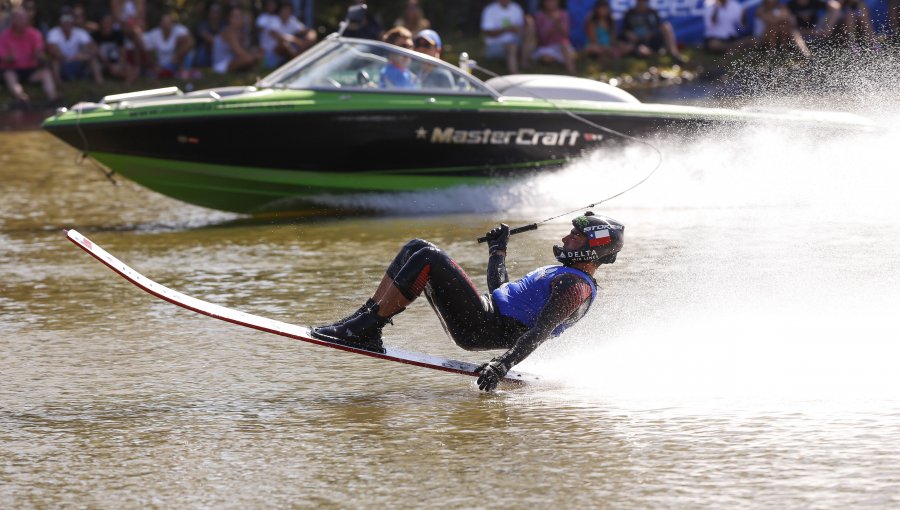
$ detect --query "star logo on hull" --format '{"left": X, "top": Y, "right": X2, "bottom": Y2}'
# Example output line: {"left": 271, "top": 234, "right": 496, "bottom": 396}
{"left": 415, "top": 127, "right": 427, "bottom": 139}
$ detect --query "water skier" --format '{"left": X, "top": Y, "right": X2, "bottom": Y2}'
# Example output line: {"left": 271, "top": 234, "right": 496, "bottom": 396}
{"left": 312, "top": 212, "right": 624, "bottom": 391}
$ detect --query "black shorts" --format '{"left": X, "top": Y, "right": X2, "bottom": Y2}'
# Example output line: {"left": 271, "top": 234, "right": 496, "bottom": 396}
{"left": 11, "top": 67, "right": 37, "bottom": 82}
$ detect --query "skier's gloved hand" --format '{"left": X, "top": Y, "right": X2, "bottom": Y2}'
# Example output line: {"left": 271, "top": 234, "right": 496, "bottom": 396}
{"left": 484, "top": 223, "right": 510, "bottom": 255}
{"left": 475, "top": 360, "right": 509, "bottom": 392}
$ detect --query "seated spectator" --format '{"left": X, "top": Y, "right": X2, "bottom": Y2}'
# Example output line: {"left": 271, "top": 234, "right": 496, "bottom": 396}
{"left": 380, "top": 26, "right": 416, "bottom": 88}
{"left": 395, "top": 0, "right": 431, "bottom": 34}
{"left": 256, "top": 0, "right": 279, "bottom": 46}
{"left": 0, "top": 7, "right": 58, "bottom": 103}
{"left": 143, "top": 11, "right": 195, "bottom": 79}
{"left": 525, "top": 0, "right": 576, "bottom": 74}
{"left": 22, "top": 1, "right": 48, "bottom": 36}
{"left": 786, "top": 0, "right": 841, "bottom": 40}
{"left": 72, "top": 3, "right": 99, "bottom": 34}
{"left": 46, "top": 7, "right": 103, "bottom": 84}
{"left": 621, "top": 0, "right": 686, "bottom": 64}
{"left": 194, "top": 3, "right": 223, "bottom": 68}
{"left": 413, "top": 29, "right": 454, "bottom": 89}
{"left": 113, "top": 0, "right": 147, "bottom": 74}
{"left": 258, "top": 1, "right": 317, "bottom": 69}
{"left": 585, "top": 1, "right": 629, "bottom": 60}
{"left": 212, "top": 6, "right": 262, "bottom": 74}
{"left": 343, "top": 0, "right": 384, "bottom": 40}
{"left": 756, "top": 0, "right": 811, "bottom": 57}
{"left": 833, "top": 0, "right": 875, "bottom": 45}
{"left": 93, "top": 13, "right": 138, "bottom": 82}
{"left": 704, "top": 0, "right": 754, "bottom": 53}
{"left": 481, "top": 0, "right": 525, "bottom": 74}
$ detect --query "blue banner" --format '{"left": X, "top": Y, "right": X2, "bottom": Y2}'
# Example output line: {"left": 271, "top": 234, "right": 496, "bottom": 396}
{"left": 568, "top": 0, "right": 891, "bottom": 47}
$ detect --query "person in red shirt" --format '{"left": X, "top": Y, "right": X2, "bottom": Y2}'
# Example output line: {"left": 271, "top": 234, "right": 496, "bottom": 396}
{"left": 0, "top": 7, "right": 58, "bottom": 104}
{"left": 524, "top": 0, "right": 577, "bottom": 74}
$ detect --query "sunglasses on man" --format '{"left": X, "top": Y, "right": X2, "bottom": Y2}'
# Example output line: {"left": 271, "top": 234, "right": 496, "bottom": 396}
{"left": 414, "top": 37, "right": 436, "bottom": 49}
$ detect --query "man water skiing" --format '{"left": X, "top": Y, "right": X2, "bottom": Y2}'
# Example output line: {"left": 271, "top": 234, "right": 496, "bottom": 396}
{"left": 312, "top": 212, "right": 624, "bottom": 391}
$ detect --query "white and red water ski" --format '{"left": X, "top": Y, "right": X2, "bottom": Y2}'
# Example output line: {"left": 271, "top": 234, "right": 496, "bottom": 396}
{"left": 65, "top": 229, "right": 540, "bottom": 384}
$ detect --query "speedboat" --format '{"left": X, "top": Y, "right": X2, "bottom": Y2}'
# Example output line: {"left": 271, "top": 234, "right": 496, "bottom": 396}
{"left": 42, "top": 33, "right": 876, "bottom": 214}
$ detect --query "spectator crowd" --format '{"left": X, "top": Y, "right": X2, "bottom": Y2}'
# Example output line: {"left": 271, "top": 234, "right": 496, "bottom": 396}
{"left": 1, "top": 0, "right": 896, "bottom": 106}
{"left": 0, "top": 0, "right": 317, "bottom": 106}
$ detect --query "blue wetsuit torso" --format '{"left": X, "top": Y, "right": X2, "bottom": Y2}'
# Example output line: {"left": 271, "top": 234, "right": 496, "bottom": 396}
{"left": 492, "top": 265, "right": 596, "bottom": 336}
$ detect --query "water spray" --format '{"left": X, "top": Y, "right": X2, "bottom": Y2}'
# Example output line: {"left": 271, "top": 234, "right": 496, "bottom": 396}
{"left": 472, "top": 63, "right": 664, "bottom": 243}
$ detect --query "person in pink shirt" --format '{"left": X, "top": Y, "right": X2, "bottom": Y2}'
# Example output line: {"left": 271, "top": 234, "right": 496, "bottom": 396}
{"left": 0, "top": 7, "right": 58, "bottom": 104}
{"left": 525, "top": 0, "right": 576, "bottom": 74}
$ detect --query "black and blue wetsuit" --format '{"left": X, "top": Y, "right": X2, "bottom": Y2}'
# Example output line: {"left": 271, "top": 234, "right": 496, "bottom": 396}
{"left": 389, "top": 239, "right": 596, "bottom": 370}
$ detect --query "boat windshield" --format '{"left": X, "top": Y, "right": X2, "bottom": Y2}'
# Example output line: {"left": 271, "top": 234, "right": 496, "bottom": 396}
{"left": 259, "top": 38, "right": 492, "bottom": 95}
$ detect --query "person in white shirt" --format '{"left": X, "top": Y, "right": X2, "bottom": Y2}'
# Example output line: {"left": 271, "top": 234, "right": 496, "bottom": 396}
{"left": 46, "top": 7, "right": 102, "bottom": 84}
{"left": 258, "top": 1, "right": 316, "bottom": 68}
{"left": 704, "top": 0, "right": 755, "bottom": 53}
{"left": 143, "top": 11, "right": 195, "bottom": 78}
{"left": 481, "top": 0, "right": 525, "bottom": 74}
{"left": 212, "top": 5, "right": 262, "bottom": 74}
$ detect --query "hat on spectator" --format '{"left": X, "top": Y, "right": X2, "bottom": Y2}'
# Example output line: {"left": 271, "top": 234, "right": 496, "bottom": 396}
{"left": 414, "top": 29, "right": 442, "bottom": 50}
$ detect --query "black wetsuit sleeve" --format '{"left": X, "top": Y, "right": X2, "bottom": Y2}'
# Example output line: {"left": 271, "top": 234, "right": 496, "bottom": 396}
{"left": 487, "top": 253, "right": 509, "bottom": 292}
{"left": 494, "top": 274, "right": 593, "bottom": 369}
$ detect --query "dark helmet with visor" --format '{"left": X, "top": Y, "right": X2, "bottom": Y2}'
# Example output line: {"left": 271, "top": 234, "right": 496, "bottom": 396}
{"left": 553, "top": 211, "right": 624, "bottom": 265}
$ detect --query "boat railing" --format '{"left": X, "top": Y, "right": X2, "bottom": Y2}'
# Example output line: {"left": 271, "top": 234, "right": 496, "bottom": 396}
{"left": 101, "top": 86, "right": 183, "bottom": 105}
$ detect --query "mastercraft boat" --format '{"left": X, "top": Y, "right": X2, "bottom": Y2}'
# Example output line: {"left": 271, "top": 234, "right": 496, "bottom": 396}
{"left": 43, "top": 32, "right": 876, "bottom": 214}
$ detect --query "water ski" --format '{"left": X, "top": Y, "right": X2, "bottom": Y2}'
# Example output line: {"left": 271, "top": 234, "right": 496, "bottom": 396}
{"left": 64, "top": 229, "right": 540, "bottom": 385}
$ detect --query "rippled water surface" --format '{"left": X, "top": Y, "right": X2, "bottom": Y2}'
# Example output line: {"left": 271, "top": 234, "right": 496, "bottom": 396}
{"left": 3, "top": 102, "right": 900, "bottom": 509}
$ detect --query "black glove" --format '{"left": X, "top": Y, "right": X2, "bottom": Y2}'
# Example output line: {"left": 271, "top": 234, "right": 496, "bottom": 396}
{"left": 475, "top": 360, "right": 509, "bottom": 392}
{"left": 484, "top": 223, "right": 510, "bottom": 255}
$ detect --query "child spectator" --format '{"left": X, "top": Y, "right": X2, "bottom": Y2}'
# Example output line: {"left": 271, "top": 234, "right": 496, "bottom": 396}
{"left": 621, "top": 0, "right": 685, "bottom": 64}
{"left": 394, "top": 0, "right": 431, "bottom": 34}
{"left": 525, "top": 0, "right": 576, "bottom": 74}
{"left": 704, "top": 0, "right": 753, "bottom": 53}
{"left": 756, "top": 0, "right": 811, "bottom": 56}
{"left": 212, "top": 6, "right": 261, "bottom": 74}
{"left": 194, "top": 3, "right": 223, "bottom": 68}
{"left": 93, "top": 12, "right": 138, "bottom": 82}
{"left": 143, "top": 11, "right": 195, "bottom": 79}
{"left": 258, "top": 1, "right": 316, "bottom": 69}
{"left": 0, "top": 7, "right": 58, "bottom": 104}
{"left": 481, "top": 0, "right": 526, "bottom": 74}
{"left": 584, "top": 1, "right": 628, "bottom": 60}
{"left": 46, "top": 7, "right": 103, "bottom": 84}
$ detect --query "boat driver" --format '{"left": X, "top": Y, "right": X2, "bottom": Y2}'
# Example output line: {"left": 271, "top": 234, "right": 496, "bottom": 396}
{"left": 312, "top": 212, "right": 624, "bottom": 391}
{"left": 412, "top": 29, "right": 455, "bottom": 90}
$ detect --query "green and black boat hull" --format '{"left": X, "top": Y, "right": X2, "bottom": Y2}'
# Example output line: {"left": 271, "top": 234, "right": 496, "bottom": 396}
{"left": 43, "top": 87, "right": 876, "bottom": 214}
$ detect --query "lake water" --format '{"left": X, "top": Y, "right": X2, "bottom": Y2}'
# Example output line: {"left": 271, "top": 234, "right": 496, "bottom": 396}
{"left": 3, "top": 80, "right": 900, "bottom": 508}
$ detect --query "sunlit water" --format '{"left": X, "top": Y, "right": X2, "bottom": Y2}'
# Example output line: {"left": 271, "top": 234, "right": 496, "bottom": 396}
{"left": 3, "top": 68, "right": 900, "bottom": 507}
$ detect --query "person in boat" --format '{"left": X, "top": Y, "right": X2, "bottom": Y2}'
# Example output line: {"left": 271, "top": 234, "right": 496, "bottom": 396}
{"left": 312, "top": 212, "right": 624, "bottom": 392}
{"left": 379, "top": 26, "right": 416, "bottom": 89}
{"left": 412, "top": 29, "right": 454, "bottom": 89}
